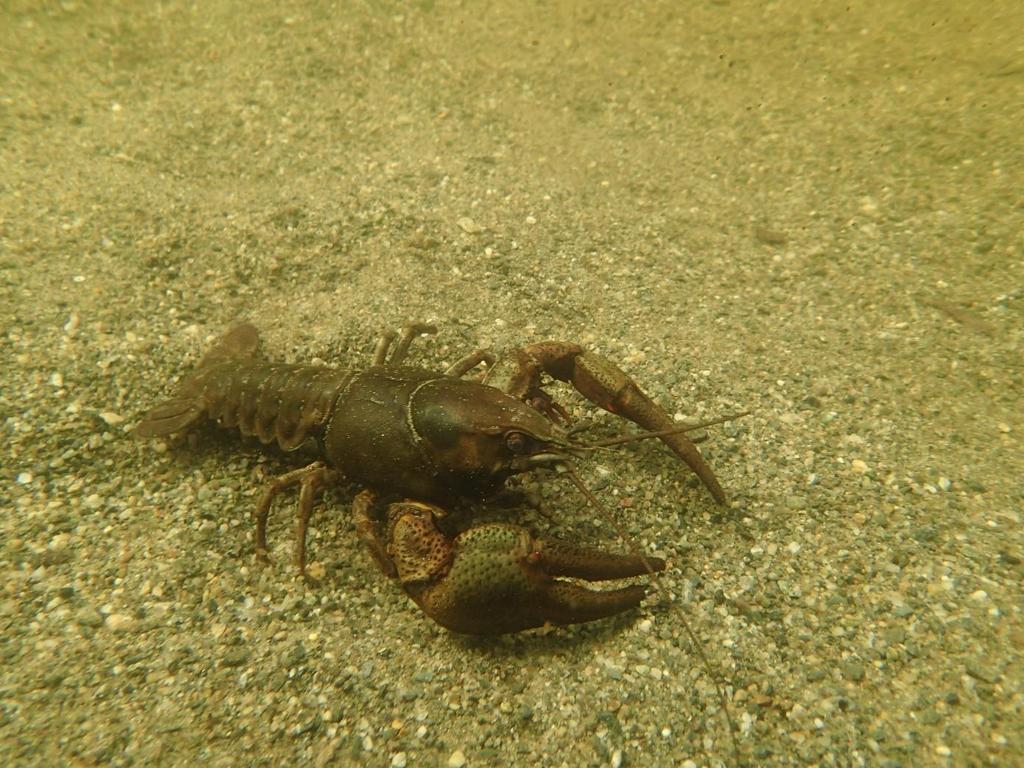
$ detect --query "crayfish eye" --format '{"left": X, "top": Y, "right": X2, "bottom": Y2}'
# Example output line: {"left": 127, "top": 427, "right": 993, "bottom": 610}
{"left": 504, "top": 431, "right": 531, "bottom": 455}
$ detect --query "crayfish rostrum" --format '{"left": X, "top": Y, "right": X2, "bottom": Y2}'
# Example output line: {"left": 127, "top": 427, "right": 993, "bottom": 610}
{"left": 136, "top": 323, "right": 732, "bottom": 634}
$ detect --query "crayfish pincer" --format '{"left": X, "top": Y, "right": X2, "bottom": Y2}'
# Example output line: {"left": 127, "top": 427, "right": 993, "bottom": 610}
{"left": 135, "top": 323, "right": 732, "bottom": 634}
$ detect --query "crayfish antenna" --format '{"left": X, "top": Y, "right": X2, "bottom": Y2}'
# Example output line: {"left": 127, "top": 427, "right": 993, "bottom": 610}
{"left": 563, "top": 467, "right": 742, "bottom": 766}
{"left": 577, "top": 410, "right": 750, "bottom": 449}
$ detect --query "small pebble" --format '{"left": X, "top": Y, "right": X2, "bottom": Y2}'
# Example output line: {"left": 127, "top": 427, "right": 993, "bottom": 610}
{"left": 805, "top": 668, "right": 826, "bottom": 683}
{"left": 851, "top": 459, "right": 869, "bottom": 474}
{"left": 105, "top": 614, "right": 136, "bottom": 633}
{"left": 840, "top": 660, "right": 865, "bottom": 682}
{"left": 965, "top": 661, "right": 999, "bottom": 684}
{"left": 99, "top": 411, "right": 125, "bottom": 426}
{"left": 222, "top": 649, "right": 250, "bottom": 667}
{"left": 391, "top": 752, "right": 407, "bottom": 768}
{"left": 76, "top": 607, "right": 104, "bottom": 628}
{"left": 447, "top": 749, "right": 466, "bottom": 768}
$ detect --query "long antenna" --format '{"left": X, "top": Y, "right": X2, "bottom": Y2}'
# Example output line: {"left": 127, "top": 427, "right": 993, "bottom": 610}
{"left": 563, "top": 468, "right": 742, "bottom": 765}
{"left": 581, "top": 411, "right": 750, "bottom": 449}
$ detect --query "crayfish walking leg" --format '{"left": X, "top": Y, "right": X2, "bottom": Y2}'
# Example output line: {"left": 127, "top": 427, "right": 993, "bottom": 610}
{"left": 254, "top": 461, "right": 339, "bottom": 578}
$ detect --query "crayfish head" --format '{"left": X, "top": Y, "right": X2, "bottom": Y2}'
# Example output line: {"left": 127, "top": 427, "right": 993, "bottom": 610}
{"left": 411, "top": 378, "right": 576, "bottom": 499}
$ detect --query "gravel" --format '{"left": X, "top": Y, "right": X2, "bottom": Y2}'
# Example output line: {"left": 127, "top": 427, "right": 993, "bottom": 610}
{"left": 2, "top": 1, "right": 1022, "bottom": 766}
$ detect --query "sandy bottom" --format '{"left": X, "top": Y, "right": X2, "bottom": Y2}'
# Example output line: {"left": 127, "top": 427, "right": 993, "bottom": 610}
{"left": 2, "top": 2, "right": 1021, "bottom": 765}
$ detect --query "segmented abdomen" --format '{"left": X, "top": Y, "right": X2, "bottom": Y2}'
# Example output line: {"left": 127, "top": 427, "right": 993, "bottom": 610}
{"left": 184, "top": 362, "right": 356, "bottom": 451}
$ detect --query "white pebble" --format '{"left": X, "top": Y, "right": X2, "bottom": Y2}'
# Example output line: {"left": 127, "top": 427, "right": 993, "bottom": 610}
{"left": 786, "top": 541, "right": 802, "bottom": 555}
{"left": 637, "top": 618, "right": 652, "bottom": 632}
{"left": 447, "top": 749, "right": 467, "bottom": 768}
{"left": 935, "top": 745, "right": 952, "bottom": 757}
{"left": 16, "top": 472, "right": 33, "bottom": 485}
{"left": 969, "top": 590, "right": 988, "bottom": 602}
{"left": 105, "top": 614, "right": 136, "bottom": 633}
{"left": 50, "top": 372, "right": 64, "bottom": 387}
{"left": 851, "top": 459, "right": 869, "bottom": 474}
{"left": 938, "top": 476, "right": 951, "bottom": 491}
{"left": 391, "top": 752, "right": 407, "bottom": 768}
{"left": 611, "top": 749, "right": 623, "bottom": 768}
{"left": 99, "top": 411, "right": 125, "bottom": 426}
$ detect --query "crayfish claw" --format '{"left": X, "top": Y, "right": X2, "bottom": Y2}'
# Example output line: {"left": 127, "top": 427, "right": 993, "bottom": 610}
{"left": 380, "top": 502, "right": 662, "bottom": 635}
{"left": 534, "top": 581, "right": 653, "bottom": 627}
{"left": 506, "top": 342, "right": 728, "bottom": 504}
{"left": 535, "top": 539, "right": 665, "bottom": 581}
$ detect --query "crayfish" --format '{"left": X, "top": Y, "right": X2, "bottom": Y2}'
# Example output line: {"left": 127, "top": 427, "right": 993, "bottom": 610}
{"left": 135, "top": 323, "right": 733, "bottom": 634}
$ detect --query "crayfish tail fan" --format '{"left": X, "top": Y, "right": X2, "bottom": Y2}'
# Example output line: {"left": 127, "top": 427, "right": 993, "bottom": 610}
{"left": 134, "top": 323, "right": 262, "bottom": 437}
{"left": 134, "top": 398, "right": 205, "bottom": 437}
